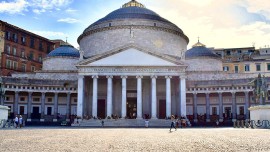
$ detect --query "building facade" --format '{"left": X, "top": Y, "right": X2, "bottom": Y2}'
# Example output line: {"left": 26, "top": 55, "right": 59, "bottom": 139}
{"left": 0, "top": 20, "right": 55, "bottom": 76}
{"left": 0, "top": 0, "right": 269, "bottom": 125}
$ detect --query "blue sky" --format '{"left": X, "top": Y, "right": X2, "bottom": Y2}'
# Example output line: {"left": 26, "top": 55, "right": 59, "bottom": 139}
{"left": 1, "top": 0, "right": 270, "bottom": 49}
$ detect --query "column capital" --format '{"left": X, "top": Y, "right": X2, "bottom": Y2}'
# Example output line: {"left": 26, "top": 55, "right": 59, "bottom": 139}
{"left": 78, "top": 75, "right": 84, "bottom": 79}
{"left": 230, "top": 91, "right": 236, "bottom": 95}
{"left": 92, "top": 75, "right": 99, "bottom": 79}
{"left": 165, "top": 76, "right": 172, "bottom": 79}
{"left": 136, "top": 75, "right": 143, "bottom": 79}
{"left": 15, "top": 91, "right": 19, "bottom": 94}
{"left": 218, "top": 92, "right": 223, "bottom": 95}
{"left": 193, "top": 92, "right": 197, "bottom": 95}
{"left": 244, "top": 91, "right": 250, "bottom": 95}
{"left": 28, "top": 92, "right": 33, "bottom": 95}
{"left": 106, "top": 75, "right": 113, "bottom": 79}
{"left": 66, "top": 92, "right": 71, "bottom": 95}
{"left": 151, "top": 75, "right": 157, "bottom": 79}
{"left": 41, "top": 91, "right": 46, "bottom": 95}
{"left": 179, "top": 74, "right": 187, "bottom": 79}
{"left": 121, "top": 75, "right": 128, "bottom": 79}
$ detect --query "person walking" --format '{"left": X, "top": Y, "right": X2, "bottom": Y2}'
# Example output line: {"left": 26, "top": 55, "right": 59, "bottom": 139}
{"left": 19, "top": 115, "right": 23, "bottom": 128}
{"left": 169, "top": 115, "right": 176, "bottom": 132}
{"left": 14, "top": 115, "right": 19, "bottom": 128}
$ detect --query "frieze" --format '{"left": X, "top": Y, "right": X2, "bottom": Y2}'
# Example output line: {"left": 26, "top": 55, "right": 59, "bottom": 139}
{"left": 79, "top": 67, "right": 185, "bottom": 73}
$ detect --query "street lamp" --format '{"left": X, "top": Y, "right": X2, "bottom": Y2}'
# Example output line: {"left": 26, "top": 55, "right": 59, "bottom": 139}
{"left": 0, "top": 77, "right": 5, "bottom": 105}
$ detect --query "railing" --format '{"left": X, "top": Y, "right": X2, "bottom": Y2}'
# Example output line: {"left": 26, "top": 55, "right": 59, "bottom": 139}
{"left": 0, "top": 119, "right": 14, "bottom": 128}
{"left": 233, "top": 120, "right": 270, "bottom": 129}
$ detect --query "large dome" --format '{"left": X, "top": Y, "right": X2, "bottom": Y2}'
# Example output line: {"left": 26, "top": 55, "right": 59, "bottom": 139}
{"left": 78, "top": 0, "right": 189, "bottom": 58}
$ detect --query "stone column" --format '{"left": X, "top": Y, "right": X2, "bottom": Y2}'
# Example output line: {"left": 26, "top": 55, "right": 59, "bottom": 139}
{"left": 77, "top": 75, "right": 84, "bottom": 118}
{"left": 180, "top": 76, "right": 186, "bottom": 117}
{"left": 121, "top": 76, "right": 127, "bottom": 118}
{"left": 27, "top": 92, "right": 33, "bottom": 121}
{"left": 66, "top": 92, "right": 71, "bottom": 121}
{"left": 92, "top": 75, "right": 98, "bottom": 118}
{"left": 193, "top": 93, "right": 198, "bottom": 122}
{"left": 52, "top": 92, "right": 59, "bottom": 122}
{"left": 231, "top": 92, "right": 236, "bottom": 121}
{"left": 0, "top": 95, "right": 3, "bottom": 105}
{"left": 14, "top": 91, "right": 19, "bottom": 116}
{"left": 165, "top": 76, "right": 172, "bottom": 118}
{"left": 206, "top": 93, "right": 210, "bottom": 122}
{"left": 106, "top": 75, "right": 113, "bottom": 117}
{"left": 136, "top": 75, "right": 143, "bottom": 119}
{"left": 244, "top": 91, "right": 250, "bottom": 120}
{"left": 151, "top": 75, "right": 157, "bottom": 119}
{"left": 40, "top": 92, "right": 46, "bottom": 121}
{"left": 106, "top": 75, "right": 113, "bottom": 118}
{"left": 218, "top": 92, "right": 223, "bottom": 121}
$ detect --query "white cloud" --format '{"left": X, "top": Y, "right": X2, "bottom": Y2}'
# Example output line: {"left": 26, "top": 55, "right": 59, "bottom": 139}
{"left": 33, "top": 9, "right": 46, "bottom": 14}
{"left": 31, "top": 30, "right": 68, "bottom": 38}
{"left": 57, "top": 18, "right": 79, "bottom": 23}
{"left": 65, "top": 8, "right": 77, "bottom": 13}
{"left": 30, "top": 0, "right": 72, "bottom": 10}
{"left": 0, "top": 0, "right": 28, "bottom": 14}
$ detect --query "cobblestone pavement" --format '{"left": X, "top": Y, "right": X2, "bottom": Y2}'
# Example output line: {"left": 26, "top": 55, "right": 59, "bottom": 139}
{"left": 0, "top": 127, "right": 270, "bottom": 152}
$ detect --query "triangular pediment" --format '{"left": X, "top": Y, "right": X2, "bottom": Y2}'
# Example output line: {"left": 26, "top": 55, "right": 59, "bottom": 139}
{"left": 77, "top": 44, "right": 186, "bottom": 67}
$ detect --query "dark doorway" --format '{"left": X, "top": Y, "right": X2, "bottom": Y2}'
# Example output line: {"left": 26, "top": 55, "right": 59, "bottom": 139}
{"left": 47, "top": 107, "right": 52, "bottom": 115}
{"left": 127, "top": 98, "right": 137, "bottom": 119}
{"left": 159, "top": 100, "right": 166, "bottom": 119}
{"left": 19, "top": 106, "right": 24, "bottom": 115}
{"left": 97, "top": 99, "right": 106, "bottom": 119}
{"left": 224, "top": 107, "right": 232, "bottom": 119}
{"left": 32, "top": 107, "right": 40, "bottom": 119}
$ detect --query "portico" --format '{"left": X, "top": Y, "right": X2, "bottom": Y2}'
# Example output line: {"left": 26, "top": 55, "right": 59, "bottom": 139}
{"left": 76, "top": 45, "right": 187, "bottom": 119}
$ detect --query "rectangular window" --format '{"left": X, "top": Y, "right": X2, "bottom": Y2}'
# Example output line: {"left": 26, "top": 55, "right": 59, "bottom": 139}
{"left": 31, "top": 66, "right": 35, "bottom": 72}
{"left": 237, "top": 50, "right": 242, "bottom": 54}
{"left": 6, "top": 60, "right": 11, "bottom": 69}
{"left": 38, "top": 55, "right": 42, "bottom": 62}
{"left": 39, "top": 41, "right": 43, "bottom": 51}
{"left": 223, "top": 66, "right": 229, "bottom": 71}
{"left": 226, "top": 51, "right": 231, "bottom": 55}
{"left": 6, "top": 45, "right": 11, "bottom": 54}
{"left": 30, "top": 37, "right": 35, "bottom": 48}
{"left": 19, "top": 106, "right": 24, "bottom": 115}
{"left": 21, "top": 64, "right": 26, "bottom": 72}
{"left": 245, "top": 64, "right": 250, "bottom": 71}
{"left": 74, "top": 99, "right": 77, "bottom": 103}
{"left": 21, "top": 51, "right": 25, "bottom": 58}
{"left": 256, "top": 64, "right": 261, "bottom": 71}
{"left": 33, "top": 97, "right": 40, "bottom": 102}
{"left": 13, "top": 61, "right": 18, "bottom": 70}
{"left": 29, "top": 52, "right": 34, "bottom": 60}
{"left": 47, "top": 98, "right": 52, "bottom": 102}
{"left": 47, "top": 44, "right": 51, "bottom": 53}
{"left": 239, "top": 106, "right": 244, "bottom": 115}
{"left": 212, "top": 107, "right": 217, "bottom": 115}
{"left": 13, "top": 47, "right": 17, "bottom": 56}
{"left": 234, "top": 66, "right": 239, "bottom": 73}
{"left": 5, "top": 31, "right": 10, "bottom": 39}
{"left": 21, "top": 36, "right": 26, "bottom": 44}
{"left": 267, "top": 64, "right": 270, "bottom": 71}
{"left": 6, "top": 97, "right": 10, "bottom": 101}
{"left": 13, "top": 33, "right": 18, "bottom": 43}
{"left": 47, "top": 107, "right": 52, "bottom": 115}
{"left": 20, "top": 97, "right": 25, "bottom": 102}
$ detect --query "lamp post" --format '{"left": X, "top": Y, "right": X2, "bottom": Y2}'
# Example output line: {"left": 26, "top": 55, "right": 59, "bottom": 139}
{"left": 0, "top": 77, "right": 5, "bottom": 105}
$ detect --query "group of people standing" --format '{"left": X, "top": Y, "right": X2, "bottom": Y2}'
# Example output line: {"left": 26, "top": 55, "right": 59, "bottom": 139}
{"left": 170, "top": 115, "right": 189, "bottom": 132}
{"left": 14, "top": 115, "right": 23, "bottom": 128}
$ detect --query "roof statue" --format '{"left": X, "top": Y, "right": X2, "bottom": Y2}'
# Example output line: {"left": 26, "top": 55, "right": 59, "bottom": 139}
{"left": 249, "top": 73, "right": 268, "bottom": 105}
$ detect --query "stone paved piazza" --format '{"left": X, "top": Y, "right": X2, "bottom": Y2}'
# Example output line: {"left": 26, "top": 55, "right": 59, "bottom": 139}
{"left": 0, "top": 128, "right": 270, "bottom": 152}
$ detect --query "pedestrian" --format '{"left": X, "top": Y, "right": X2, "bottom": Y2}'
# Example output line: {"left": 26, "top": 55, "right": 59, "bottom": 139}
{"left": 145, "top": 119, "right": 149, "bottom": 128}
{"left": 19, "top": 115, "right": 23, "bottom": 128}
{"left": 169, "top": 115, "right": 176, "bottom": 132}
{"left": 14, "top": 115, "right": 19, "bottom": 128}
{"left": 101, "top": 120, "right": 104, "bottom": 127}
{"left": 216, "top": 119, "right": 219, "bottom": 127}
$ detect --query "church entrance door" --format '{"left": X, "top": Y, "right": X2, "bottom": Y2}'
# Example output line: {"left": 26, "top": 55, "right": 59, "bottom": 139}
{"left": 127, "top": 98, "right": 137, "bottom": 119}
{"left": 159, "top": 100, "right": 166, "bottom": 119}
{"left": 97, "top": 99, "right": 106, "bottom": 119}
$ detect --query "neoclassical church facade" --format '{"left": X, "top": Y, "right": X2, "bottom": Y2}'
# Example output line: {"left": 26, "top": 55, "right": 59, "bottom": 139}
{"left": 0, "top": 0, "right": 267, "bottom": 124}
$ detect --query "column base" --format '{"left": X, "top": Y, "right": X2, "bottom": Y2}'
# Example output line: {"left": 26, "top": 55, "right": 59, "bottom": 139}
{"left": 219, "top": 119, "right": 224, "bottom": 122}
{"left": 40, "top": 119, "right": 45, "bottom": 122}
{"left": 193, "top": 119, "right": 198, "bottom": 123}
{"left": 27, "top": 119, "right": 31, "bottom": 122}
{"left": 232, "top": 119, "right": 237, "bottom": 122}
{"left": 151, "top": 117, "right": 158, "bottom": 119}
{"left": 53, "top": 119, "right": 58, "bottom": 122}
{"left": 66, "top": 119, "right": 70, "bottom": 122}
{"left": 206, "top": 119, "right": 210, "bottom": 122}
{"left": 136, "top": 117, "right": 143, "bottom": 120}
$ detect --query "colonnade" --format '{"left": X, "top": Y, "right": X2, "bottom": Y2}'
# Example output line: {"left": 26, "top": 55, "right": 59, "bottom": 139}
{"left": 77, "top": 75, "right": 187, "bottom": 119}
